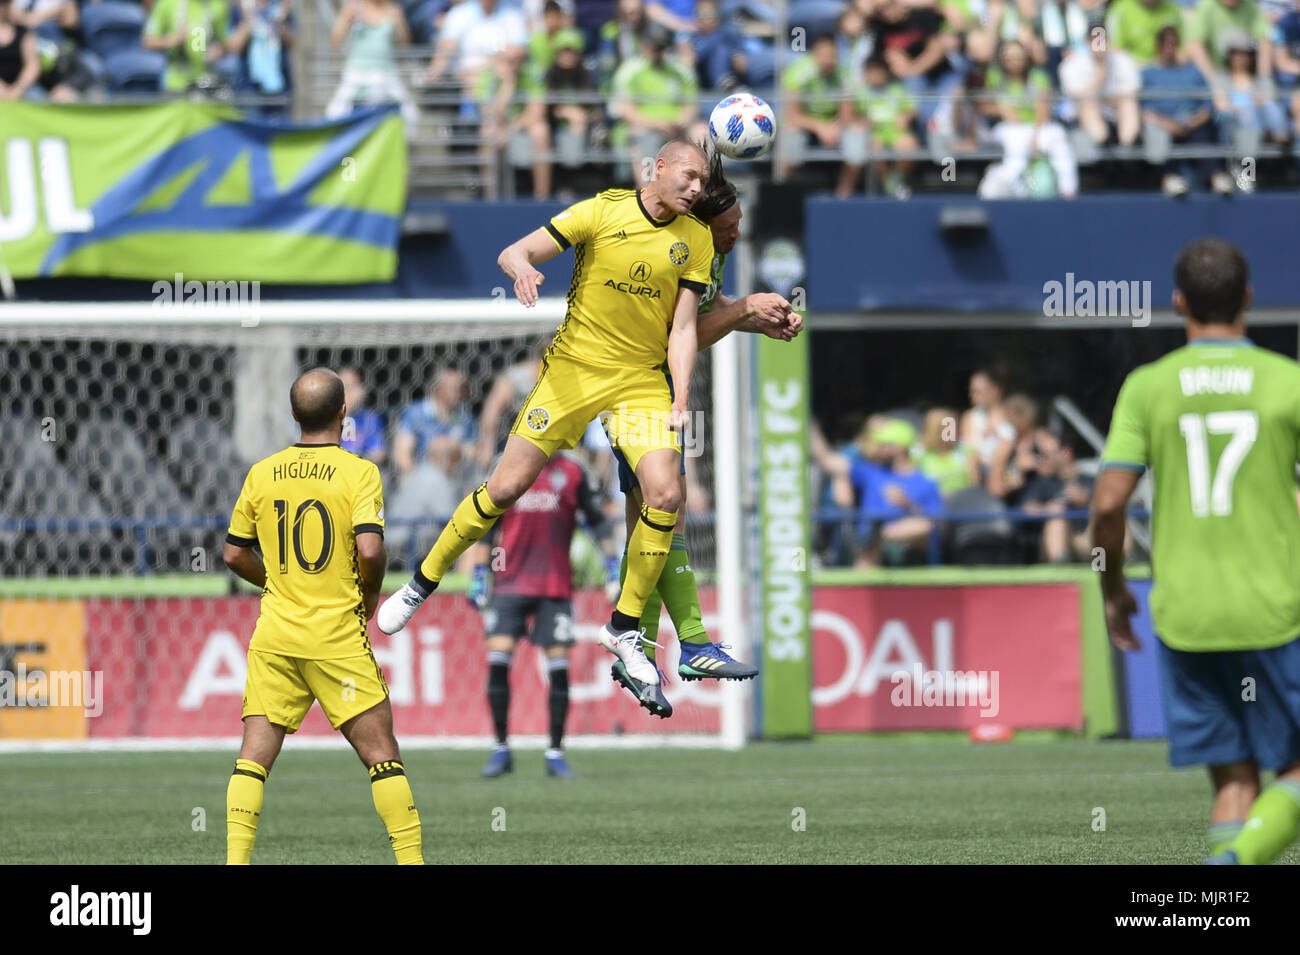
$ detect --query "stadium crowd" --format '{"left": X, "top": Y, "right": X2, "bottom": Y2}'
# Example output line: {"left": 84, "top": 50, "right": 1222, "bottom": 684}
{"left": 4, "top": 0, "right": 1298, "bottom": 195}
{"left": 811, "top": 366, "right": 1103, "bottom": 566}
{"left": 332, "top": 357, "right": 1108, "bottom": 570}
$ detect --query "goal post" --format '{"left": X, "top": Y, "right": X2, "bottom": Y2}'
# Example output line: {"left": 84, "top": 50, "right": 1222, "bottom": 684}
{"left": 0, "top": 299, "right": 753, "bottom": 749}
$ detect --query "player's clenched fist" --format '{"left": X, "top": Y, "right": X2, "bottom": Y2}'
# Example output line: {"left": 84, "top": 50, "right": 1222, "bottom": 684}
{"left": 1103, "top": 587, "right": 1140, "bottom": 651}
{"left": 745, "top": 293, "right": 801, "bottom": 341}
{"left": 669, "top": 404, "right": 689, "bottom": 432}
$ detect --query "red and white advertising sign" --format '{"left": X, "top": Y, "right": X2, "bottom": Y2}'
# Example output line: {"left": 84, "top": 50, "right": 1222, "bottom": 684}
{"left": 82, "top": 592, "right": 722, "bottom": 738}
{"left": 51, "top": 583, "right": 1079, "bottom": 739}
{"left": 810, "top": 586, "right": 1081, "bottom": 732}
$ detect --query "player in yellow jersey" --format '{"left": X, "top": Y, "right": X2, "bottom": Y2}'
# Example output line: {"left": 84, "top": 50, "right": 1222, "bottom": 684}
{"left": 610, "top": 148, "right": 801, "bottom": 716}
{"left": 222, "top": 368, "right": 423, "bottom": 865}
{"left": 379, "top": 140, "right": 713, "bottom": 691}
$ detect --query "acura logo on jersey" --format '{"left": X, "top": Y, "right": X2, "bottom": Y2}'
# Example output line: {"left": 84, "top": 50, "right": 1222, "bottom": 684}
{"left": 604, "top": 280, "right": 662, "bottom": 299}
{"left": 669, "top": 241, "right": 689, "bottom": 265}
{"left": 629, "top": 261, "right": 652, "bottom": 281}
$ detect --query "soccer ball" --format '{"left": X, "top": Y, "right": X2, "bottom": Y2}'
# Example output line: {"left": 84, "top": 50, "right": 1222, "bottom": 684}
{"left": 708, "top": 94, "right": 776, "bottom": 160}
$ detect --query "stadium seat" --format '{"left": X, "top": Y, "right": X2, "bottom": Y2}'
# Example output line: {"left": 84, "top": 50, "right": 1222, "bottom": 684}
{"left": 943, "top": 486, "right": 1017, "bottom": 566}
{"left": 104, "top": 48, "right": 165, "bottom": 92}
{"left": 81, "top": 1, "right": 148, "bottom": 59}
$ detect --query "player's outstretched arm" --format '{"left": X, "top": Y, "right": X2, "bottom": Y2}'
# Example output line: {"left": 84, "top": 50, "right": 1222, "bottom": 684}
{"left": 696, "top": 292, "right": 796, "bottom": 350}
{"left": 356, "top": 531, "right": 387, "bottom": 622}
{"left": 1091, "top": 468, "right": 1141, "bottom": 650}
{"left": 223, "top": 542, "right": 267, "bottom": 590}
{"left": 667, "top": 287, "right": 701, "bottom": 426}
{"left": 498, "top": 228, "right": 565, "bottom": 307}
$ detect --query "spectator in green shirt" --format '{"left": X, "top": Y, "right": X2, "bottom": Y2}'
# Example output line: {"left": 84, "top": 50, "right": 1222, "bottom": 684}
{"left": 847, "top": 55, "right": 918, "bottom": 198}
{"left": 609, "top": 20, "right": 705, "bottom": 185}
{"left": 142, "top": 0, "right": 232, "bottom": 92}
{"left": 506, "top": 28, "right": 594, "bottom": 199}
{"left": 916, "top": 407, "right": 973, "bottom": 496}
{"left": 978, "top": 39, "right": 1079, "bottom": 198}
{"left": 528, "top": 0, "right": 575, "bottom": 74}
{"left": 778, "top": 32, "right": 862, "bottom": 197}
{"left": 1185, "top": 0, "right": 1274, "bottom": 111}
{"left": 597, "top": 0, "right": 648, "bottom": 92}
{"left": 1105, "top": 0, "right": 1185, "bottom": 66}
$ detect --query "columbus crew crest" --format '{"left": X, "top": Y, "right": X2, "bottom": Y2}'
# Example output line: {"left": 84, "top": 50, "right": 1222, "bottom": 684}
{"left": 527, "top": 407, "right": 551, "bottom": 432}
{"left": 669, "top": 241, "right": 689, "bottom": 265}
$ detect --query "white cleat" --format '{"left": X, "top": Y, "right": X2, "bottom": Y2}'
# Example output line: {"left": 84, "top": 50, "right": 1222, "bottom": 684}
{"left": 597, "top": 624, "right": 659, "bottom": 685}
{"left": 377, "top": 582, "right": 427, "bottom": 634}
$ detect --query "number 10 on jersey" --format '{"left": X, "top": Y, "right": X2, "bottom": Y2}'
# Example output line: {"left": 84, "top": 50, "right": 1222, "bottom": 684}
{"left": 273, "top": 499, "right": 335, "bottom": 573}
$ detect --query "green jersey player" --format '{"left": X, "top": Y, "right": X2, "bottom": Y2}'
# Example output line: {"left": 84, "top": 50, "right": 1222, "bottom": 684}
{"left": 609, "top": 147, "right": 802, "bottom": 717}
{"left": 1093, "top": 238, "right": 1300, "bottom": 865}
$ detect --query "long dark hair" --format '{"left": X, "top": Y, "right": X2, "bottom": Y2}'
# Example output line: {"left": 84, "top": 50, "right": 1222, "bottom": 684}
{"left": 691, "top": 144, "right": 738, "bottom": 223}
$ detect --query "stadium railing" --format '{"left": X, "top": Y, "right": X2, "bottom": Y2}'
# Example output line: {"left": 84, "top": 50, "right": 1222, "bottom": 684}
{"left": 0, "top": 508, "right": 1154, "bottom": 577}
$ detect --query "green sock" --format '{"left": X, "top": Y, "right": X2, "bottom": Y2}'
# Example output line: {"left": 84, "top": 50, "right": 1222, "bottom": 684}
{"left": 1207, "top": 820, "right": 1244, "bottom": 854}
{"left": 659, "top": 534, "right": 708, "bottom": 645}
{"left": 618, "top": 550, "right": 663, "bottom": 663}
{"left": 1226, "top": 780, "right": 1300, "bottom": 864}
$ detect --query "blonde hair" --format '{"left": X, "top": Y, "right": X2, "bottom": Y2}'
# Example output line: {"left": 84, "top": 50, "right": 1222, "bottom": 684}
{"left": 923, "top": 407, "right": 958, "bottom": 452}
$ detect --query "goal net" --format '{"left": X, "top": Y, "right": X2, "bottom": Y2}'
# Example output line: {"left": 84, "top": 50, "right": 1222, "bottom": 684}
{"left": 0, "top": 301, "right": 747, "bottom": 750}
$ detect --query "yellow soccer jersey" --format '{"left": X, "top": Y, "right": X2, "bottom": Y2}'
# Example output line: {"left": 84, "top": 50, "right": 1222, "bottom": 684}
{"left": 226, "top": 443, "right": 384, "bottom": 659}
{"left": 544, "top": 188, "right": 714, "bottom": 369}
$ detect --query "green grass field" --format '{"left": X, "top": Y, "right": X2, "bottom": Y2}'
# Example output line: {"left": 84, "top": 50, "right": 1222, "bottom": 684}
{"left": 3, "top": 738, "right": 1295, "bottom": 865}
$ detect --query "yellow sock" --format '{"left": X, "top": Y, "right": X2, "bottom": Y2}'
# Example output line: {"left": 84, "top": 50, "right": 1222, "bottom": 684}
{"left": 418, "top": 483, "right": 507, "bottom": 584}
{"left": 616, "top": 504, "right": 676, "bottom": 620}
{"left": 226, "top": 758, "right": 267, "bottom": 865}
{"left": 370, "top": 760, "right": 424, "bottom": 865}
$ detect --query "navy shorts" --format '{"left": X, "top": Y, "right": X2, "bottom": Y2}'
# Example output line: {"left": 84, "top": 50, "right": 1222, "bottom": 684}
{"left": 482, "top": 595, "right": 574, "bottom": 648}
{"left": 613, "top": 371, "right": 684, "bottom": 493}
{"left": 1157, "top": 634, "right": 1300, "bottom": 771}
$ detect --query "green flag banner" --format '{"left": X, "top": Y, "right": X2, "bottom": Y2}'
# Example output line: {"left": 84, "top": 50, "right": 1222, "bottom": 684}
{"left": 0, "top": 102, "right": 405, "bottom": 282}
{"left": 757, "top": 317, "right": 813, "bottom": 738}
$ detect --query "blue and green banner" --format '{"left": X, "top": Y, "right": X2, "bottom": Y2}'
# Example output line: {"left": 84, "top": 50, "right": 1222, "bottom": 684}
{"left": 0, "top": 102, "right": 405, "bottom": 282}
{"left": 757, "top": 321, "right": 814, "bottom": 737}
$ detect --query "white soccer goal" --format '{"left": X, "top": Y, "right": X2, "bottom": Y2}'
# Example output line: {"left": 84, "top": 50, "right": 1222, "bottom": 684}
{"left": 0, "top": 300, "right": 748, "bottom": 751}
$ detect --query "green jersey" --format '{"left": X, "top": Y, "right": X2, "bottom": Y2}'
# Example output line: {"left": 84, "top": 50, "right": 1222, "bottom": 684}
{"left": 1105, "top": 0, "right": 1184, "bottom": 66}
{"left": 699, "top": 252, "right": 727, "bottom": 315}
{"left": 781, "top": 56, "right": 851, "bottom": 122}
{"left": 1102, "top": 338, "right": 1300, "bottom": 652}
{"left": 854, "top": 81, "right": 915, "bottom": 132}
{"left": 144, "top": 0, "right": 230, "bottom": 92}
{"left": 610, "top": 55, "right": 697, "bottom": 123}
{"left": 1186, "top": 0, "right": 1269, "bottom": 69}
{"left": 985, "top": 67, "right": 1052, "bottom": 124}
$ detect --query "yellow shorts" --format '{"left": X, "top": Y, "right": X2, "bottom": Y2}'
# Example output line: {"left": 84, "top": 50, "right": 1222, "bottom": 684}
{"left": 510, "top": 353, "right": 682, "bottom": 472}
{"left": 242, "top": 649, "right": 389, "bottom": 733}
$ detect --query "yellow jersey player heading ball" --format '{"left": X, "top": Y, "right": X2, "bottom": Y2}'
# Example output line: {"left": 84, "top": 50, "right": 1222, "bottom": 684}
{"left": 223, "top": 368, "right": 423, "bottom": 865}
{"left": 378, "top": 140, "right": 714, "bottom": 690}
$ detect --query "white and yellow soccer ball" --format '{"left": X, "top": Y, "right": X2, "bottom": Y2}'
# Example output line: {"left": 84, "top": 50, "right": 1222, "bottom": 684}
{"left": 708, "top": 93, "right": 777, "bottom": 160}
